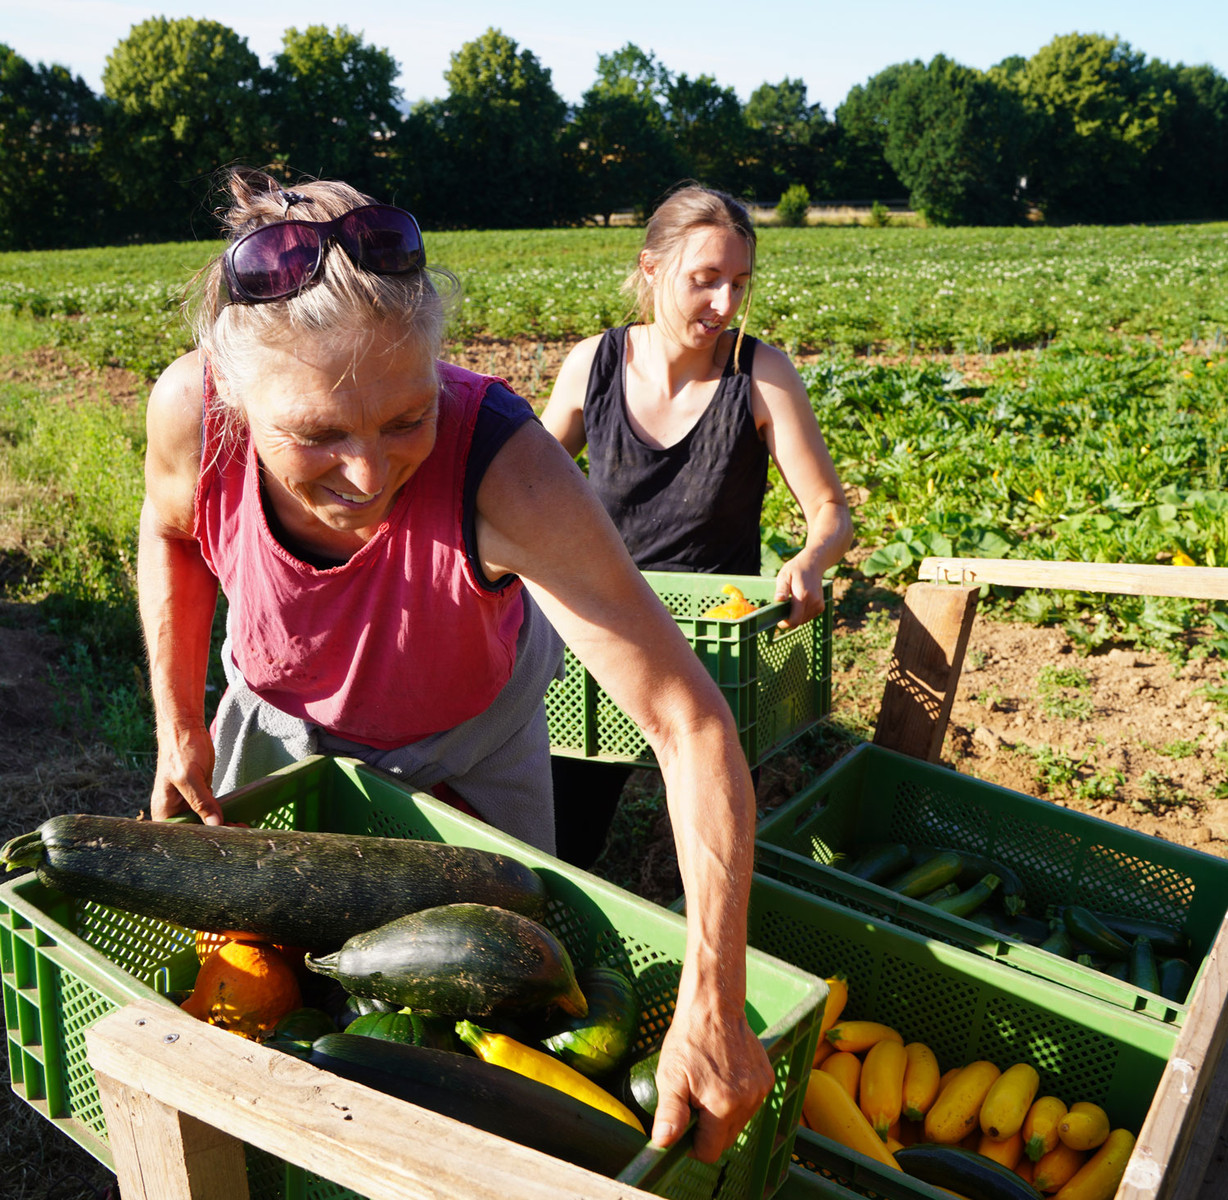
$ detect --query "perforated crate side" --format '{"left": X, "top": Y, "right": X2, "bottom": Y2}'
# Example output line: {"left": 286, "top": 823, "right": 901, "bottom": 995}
{"left": 748, "top": 872, "right": 1175, "bottom": 1138}
{"left": 546, "top": 572, "right": 831, "bottom": 768}
{"left": 753, "top": 742, "right": 1228, "bottom": 1025}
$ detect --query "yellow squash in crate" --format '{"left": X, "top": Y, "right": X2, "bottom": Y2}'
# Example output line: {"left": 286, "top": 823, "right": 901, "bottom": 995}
{"left": 701, "top": 584, "right": 758, "bottom": 619}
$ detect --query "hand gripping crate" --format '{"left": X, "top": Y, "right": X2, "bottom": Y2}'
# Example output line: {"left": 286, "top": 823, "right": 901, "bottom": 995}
{"left": 0, "top": 755, "right": 825, "bottom": 1200}
{"left": 746, "top": 871, "right": 1178, "bottom": 1200}
{"left": 545, "top": 572, "right": 832, "bottom": 769}
{"left": 753, "top": 742, "right": 1228, "bottom": 1025}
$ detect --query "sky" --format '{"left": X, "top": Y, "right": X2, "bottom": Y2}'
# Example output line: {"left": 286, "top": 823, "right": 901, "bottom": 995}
{"left": 3, "top": 0, "right": 1226, "bottom": 115}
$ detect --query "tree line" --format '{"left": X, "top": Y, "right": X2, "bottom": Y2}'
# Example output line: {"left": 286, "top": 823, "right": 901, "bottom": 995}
{"left": 2, "top": 19, "right": 1226, "bottom": 250}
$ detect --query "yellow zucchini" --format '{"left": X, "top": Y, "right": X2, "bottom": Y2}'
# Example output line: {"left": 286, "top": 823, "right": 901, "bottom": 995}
{"left": 1034, "top": 1140, "right": 1086, "bottom": 1192}
{"left": 1015, "top": 1156, "right": 1036, "bottom": 1185}
{"left": 818, "top": 1051, "right": 862, "bottom": 1100}
{"left": 901, "top": 1042, "right": 942, "bottom": 1121}
{"left": 1024, "top": 1095, "right": 1069, "bottom": 1162}
{"left": 1054, "top": 1128, "right": 1135, "bottom": 1200}
{"left": 817, "top": 974, "right": 849, "bottom": 1042}
{"left": 1057, "top": 1101, "right": 1110, "bottom": 1151}
{"left": 802, "top": 1067, "right": 902, "bottom": 1170}
{"left": 980, "top": 1062, "right": 1040, "bottom": 1140}
{"left": 454, "top": 1021, "right": 644, "bottom": 1132}
{"left": 923, "top": 1060, "right": 1001, "bottom": 1144}
{"left": 860, "top": 1038, "right": 908, "bottom": 1140}
{"left": 977, "top": 1129, "right": 1025, "bottom": 1170}
{"left": 826, "top": 1019, "right": 903, "bottom": 1054}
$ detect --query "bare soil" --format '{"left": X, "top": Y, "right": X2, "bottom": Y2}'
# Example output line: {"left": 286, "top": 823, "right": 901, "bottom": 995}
{"left": 3, "top": 340, "right": 1227, "bottom": 1196}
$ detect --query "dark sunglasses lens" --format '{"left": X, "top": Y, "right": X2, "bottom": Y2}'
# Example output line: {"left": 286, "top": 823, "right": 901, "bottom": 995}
{"left": 231, "top": 225, "right": 323, "bottom": 299}
{"left": 340, "top": 208, "right": 424, "bottom": 273}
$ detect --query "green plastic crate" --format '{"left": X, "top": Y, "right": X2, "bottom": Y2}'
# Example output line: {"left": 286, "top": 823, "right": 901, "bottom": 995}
{"left": 746, "top": 872, "right": 1176, "bottom": 1200}
{"left": 0, "top": 755, "right": 825, "bottom": 1200}
{"left": 546, "top": 571, "right": 832, "bottom": 768}
{"left": 754, "top": 743, "right": 1228, "bottom": 1025}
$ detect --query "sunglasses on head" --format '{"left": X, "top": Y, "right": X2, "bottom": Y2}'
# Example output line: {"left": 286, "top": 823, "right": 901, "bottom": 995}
{"left": 221, "top": 204, "right": 426, "bottom": 304}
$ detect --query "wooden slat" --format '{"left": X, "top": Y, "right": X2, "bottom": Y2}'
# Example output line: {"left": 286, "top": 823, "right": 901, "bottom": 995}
{"left": 1120, "top": 912, "right": 1228, "bottom": 1200}
{"left": 873, "top": 582, "right": 979, "bottom": 761}
{"left": 87, "top": 1000, "right": 655, "bottom": 1200}
{"left": 95, "top": 1071, "right": 250, "bottom": 1200}
{"left": 918, "top": 557, "right": 1228, "bottom": 601}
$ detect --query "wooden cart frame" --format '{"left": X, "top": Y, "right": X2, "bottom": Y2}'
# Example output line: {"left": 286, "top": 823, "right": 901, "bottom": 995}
{"left": 85, "top": 559, "right": 1228, "bottom": 1200}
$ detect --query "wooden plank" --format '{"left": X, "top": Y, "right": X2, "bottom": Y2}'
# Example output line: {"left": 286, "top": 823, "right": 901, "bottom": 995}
{"left": 95, "top": 1071, "right": 250, "bottom": 1200}
{"left": 873, "top": 582, "right": 979, "bottom": 761}
{"left": 1120, "top": 911, "right": 1228, "bottom": 1199}
{"left": 87, "top": 1000, "right": 655, "bottom": 1200}
{"left": 918, "top": 557, "right": 1228, "bottom": 601}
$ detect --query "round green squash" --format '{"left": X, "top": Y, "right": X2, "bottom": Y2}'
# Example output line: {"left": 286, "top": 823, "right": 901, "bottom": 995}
{"left": 541, "top": 965, "right": 640, "bottom": 1078}
{"left": 345, "top": 1008, "right": 458, "bottom": 1052}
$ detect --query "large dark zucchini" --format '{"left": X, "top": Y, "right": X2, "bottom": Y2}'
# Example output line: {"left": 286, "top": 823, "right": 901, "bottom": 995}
{"left": 307, "top": 1032, "right": 647, "bottom": 1177}
{"left": 895, "top": 1144, "right": 1041, "bottom": 1200}
{"left": 304, "top": 903, "right": 588, "bottom": 1018}
{"left": 0, "top": 814, "right": 546, "bottom": 950}
{"left": 1089, "top": 911, "right": 1190, "bottom": 958}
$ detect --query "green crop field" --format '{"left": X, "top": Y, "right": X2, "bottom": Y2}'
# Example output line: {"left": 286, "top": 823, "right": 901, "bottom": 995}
{"left": 2, "top": 222, "right": 1228, "bottom": 764}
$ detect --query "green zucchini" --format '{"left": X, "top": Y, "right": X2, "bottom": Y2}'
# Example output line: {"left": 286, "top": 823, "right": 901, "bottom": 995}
{"left": 1038, "top": 923, "right": 1076, "bottom": 958}
{"left": 615, "top": 1048, "right": 660, "bottom": 1130}
{"left": 965, "top": 909, "right": 1051, "bottom": 945}
{"left": 1063, "top": 905, "right": 1132, "bottom": 960}
{"left": 895, "top": 1144, "right": 1041, "bottom": 1200}
{"left": 345, "top": 1009, "right": 458, "bottom": 1052}
{"left": 930, "top": 873, "right": 1000, "bottom": 918}
{"left": 910, "top": 844, "right": 1028, "bottom": 914}
{"left": 304, "top": 903, "right": 587, "bottom": 1019}
{"left": 884, "top": 851, "right": 964, "bottom": 899}
{"left": 307, "top": 1032, "right": 647, "bottom": 1176}
{"left": 842, "top": 842, "right": 913, "bottom": 884}
{"left": 919, "top": 882, "right": 961, "bottom": 905}
{"left": 542, "top": 966, "right": 640, "bottom": 1078}
{"left": 265, "top": 1006, "right": 336, "bottom": 1051}
{"left": 1088, "top": 911, "right": 1190, "bottom": 958}
{"left": 1128, "top": 936, "right": 1161, "bottom": 994}
{"left": 1159, "top": 958, "right": 1195, "bottom": 1003}
{"left": 1104, "top": 959, "right": 1131, "bottom": 981}
{"left": 0, "top": 814, "right": 547, "bottom": 950}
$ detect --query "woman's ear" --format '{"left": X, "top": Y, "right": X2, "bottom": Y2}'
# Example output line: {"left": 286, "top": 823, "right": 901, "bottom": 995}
{"left": 639, "top": 248, "right": 658, "bottom": 286}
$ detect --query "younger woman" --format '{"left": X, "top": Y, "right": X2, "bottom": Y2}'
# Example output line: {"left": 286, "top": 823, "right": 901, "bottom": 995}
{"left": 542, "top": 184, "right": 852, "bottom": 865}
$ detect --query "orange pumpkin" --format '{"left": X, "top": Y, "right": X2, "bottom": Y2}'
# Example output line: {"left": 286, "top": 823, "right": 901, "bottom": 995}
{"left": 181, "top": 940, "right": 303, "bottom": 1040}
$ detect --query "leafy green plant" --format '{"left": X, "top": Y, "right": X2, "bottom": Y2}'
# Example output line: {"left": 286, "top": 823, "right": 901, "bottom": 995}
{"left": 866, "top": 201, "right": 891, "bottom": 227}
{"left": 775, "top": 184, "right": 812, "bottom": 228}
{"left": 1036, "top": 664, "right": 1093, "bottom": 720}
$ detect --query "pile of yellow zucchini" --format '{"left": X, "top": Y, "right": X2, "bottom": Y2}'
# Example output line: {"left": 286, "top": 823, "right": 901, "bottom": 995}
{"left": 798, "top": 974, "right": 1135, "bottom": 1200}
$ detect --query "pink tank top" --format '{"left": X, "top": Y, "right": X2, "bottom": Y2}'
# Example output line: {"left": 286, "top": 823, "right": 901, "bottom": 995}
{"left": 194, "top": 361, "right": 525, "bottom": 748}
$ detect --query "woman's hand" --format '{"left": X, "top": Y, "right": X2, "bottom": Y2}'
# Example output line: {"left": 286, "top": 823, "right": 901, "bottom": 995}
{"left": 150, "top": 720, "right": 221, "bottom": 823}
{"left": 650, "top": 976, "right": 774, "bottom": 1162}
{"left": 773, "top": 545, "right": 829, "bottom": 630}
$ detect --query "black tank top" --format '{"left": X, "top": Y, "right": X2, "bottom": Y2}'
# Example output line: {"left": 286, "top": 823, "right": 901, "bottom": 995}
{"left": 583, "top": 325, "right": 768, "bottom": 574}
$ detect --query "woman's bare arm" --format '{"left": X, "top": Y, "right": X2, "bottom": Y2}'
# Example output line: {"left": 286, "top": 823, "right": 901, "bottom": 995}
{"left": 752, "top": 344, "right": 853, "bottom": 628}
{"left": 138, "top": 351, "right": 222, "bottom": 823}
{"left": 476, "top": 421, "right": 774, "bottom": 1162}
{"left": 539, "top": 334, "right": 602, "bottom": 457}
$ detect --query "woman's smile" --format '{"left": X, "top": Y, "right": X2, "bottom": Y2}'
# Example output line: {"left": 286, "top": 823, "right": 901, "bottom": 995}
{"left": 229, "top": 329, "right": 440, "bottom": 548}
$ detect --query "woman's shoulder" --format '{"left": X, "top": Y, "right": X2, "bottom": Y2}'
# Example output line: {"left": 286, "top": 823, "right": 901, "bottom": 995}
{"left": 147, "top": 350, "right": 207, "bottom": 445}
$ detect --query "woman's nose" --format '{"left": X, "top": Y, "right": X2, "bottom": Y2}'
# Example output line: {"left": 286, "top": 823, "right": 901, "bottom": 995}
{"left": 338, "top": 442, "right": 385, "bottom": 494}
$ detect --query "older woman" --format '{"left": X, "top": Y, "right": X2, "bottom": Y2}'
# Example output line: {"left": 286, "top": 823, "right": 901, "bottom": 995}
{"left": 137, "top": 167, "right": 771, "bottom": 1162}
